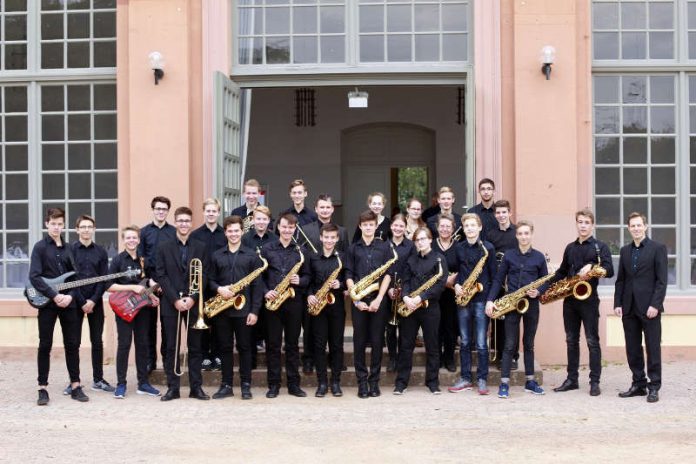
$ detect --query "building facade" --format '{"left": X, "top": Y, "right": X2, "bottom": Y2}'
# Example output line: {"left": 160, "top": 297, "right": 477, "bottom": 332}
{"left": 0, "top": 0, "right": 693, "bottom": 364}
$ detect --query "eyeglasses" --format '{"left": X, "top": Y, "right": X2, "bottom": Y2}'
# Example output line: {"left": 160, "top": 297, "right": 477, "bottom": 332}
{"left": 153, "top": 207, "right": 169, "bottom": 212}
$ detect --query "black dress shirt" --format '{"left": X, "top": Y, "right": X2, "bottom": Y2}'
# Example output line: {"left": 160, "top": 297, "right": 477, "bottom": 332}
{"left": 455, "top": 239, "right": 497, "bottom": 304}
{"left": 260, "top": 240, "right": 311, "bottom": 294}
{"left": 402, "top": 250, "right": 447, "bottom": 303}
{"left": 109, "top": 251, "right": 145, "bottom": 285}
{"left": 468, "top": 203, "right": 497, "bottom": 241}
{"left": 388, "top": 238, "right": 416, "bottom": 281}
{"left": 485, "top": 223, "right": 518, "bottom": 258}
{"left": 282, "top": 205, "right": 318, "bottom": 227}
{"left": 351, "top": 216, "right": 392, "bottom": 243}
{"left": 552, "top": 236, "right": 615, "bottom": 300}
{"left": 71, "top": 241, "right": 109, "bottom": 305}
{"left": 29, "top": 236, "right": 78, "bottom": 302}
{"left": 304, "top": 220, "right": 349, "bottom": 254}
{"left": 308, "top": 251, "right": 346, "bottom": 295}
{"left": 209, "top": 245, "right": 265, "bottom": 317}
{"left": 242, "top": 229, "right": 279, "bottom": 251}
{"left": 138, "top": 221, "right": 176, "bottom": 278}
{"left": 488, "top": 247, "right": 549, "bottom": 301}
{"left": 190, "top": 224, "right": 226, "bottom": 260}
{"left": 345, "top": 238, "right": 393, "bottom": 283}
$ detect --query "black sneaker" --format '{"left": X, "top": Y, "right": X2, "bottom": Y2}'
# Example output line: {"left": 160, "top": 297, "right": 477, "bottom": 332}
{"left": 70, "top": 386, "right": 89, "bottom": 402}
{"left": 37, "top": 389, "right": 49, "bottom": 406}
{"left": 212, "top": 358, "right": 222, "bottom": 371}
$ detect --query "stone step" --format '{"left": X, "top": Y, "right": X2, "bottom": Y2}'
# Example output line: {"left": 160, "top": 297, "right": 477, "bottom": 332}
{"left": 149, "top": 364, "right": 542, "bottom": 389}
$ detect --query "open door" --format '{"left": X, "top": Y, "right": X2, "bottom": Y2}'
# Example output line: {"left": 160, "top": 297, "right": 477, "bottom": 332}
{"left": 213, "top": 72, "right": 248, "bottom": 214}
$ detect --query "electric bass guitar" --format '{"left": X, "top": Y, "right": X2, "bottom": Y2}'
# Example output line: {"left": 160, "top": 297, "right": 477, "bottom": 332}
{"left": 109, "top": 279, "right": 160, "bottom": 323}
{"left": 25, "top": 268, "right": 141, "bottom": 309}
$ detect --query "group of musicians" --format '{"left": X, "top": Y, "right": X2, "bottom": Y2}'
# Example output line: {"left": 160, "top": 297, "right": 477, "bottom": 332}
{"left": 31, "top": 177, "right": 668, "bottom": 405}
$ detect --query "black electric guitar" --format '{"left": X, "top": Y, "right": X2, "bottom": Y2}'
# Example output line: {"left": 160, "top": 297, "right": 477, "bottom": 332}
{"left": 25, "top": 268, "right": 141, "bottom": 309}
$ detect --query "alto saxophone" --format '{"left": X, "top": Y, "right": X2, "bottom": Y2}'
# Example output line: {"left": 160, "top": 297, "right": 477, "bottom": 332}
{"left": 307, "top": 252, "right": 343, "bottom": 316}
{"left": 490, "top": 272, "right": 556, "bottom": 320}
{"left": 265, "top": 246, "right": 305, "bottom": 311}
{"left": 455, "top": 240, "right": 489, "bottom": 307}
{"left": 349, "top": 244, "right": 398, "bottom": 302}
{"left": 203, "top": 249, "right": 269, "bottom": 318}
{"left": 396, "top": 258, "right": 443, "bottom": 318}
{"left": 540, "top": 264, "right": 607, "bottom": 305}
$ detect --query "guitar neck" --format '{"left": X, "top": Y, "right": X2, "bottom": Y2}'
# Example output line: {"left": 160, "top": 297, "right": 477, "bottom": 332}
{"left": 54, "top": 271, "right": 134, "bottom": 292}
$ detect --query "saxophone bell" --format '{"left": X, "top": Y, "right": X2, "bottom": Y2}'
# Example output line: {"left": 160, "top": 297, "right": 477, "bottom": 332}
{"left": 572, "top": 281, "right": 592, "bottom": 300}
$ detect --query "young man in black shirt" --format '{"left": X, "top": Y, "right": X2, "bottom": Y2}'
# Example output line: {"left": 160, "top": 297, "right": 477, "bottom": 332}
{"left": 208, "top": 215, "right": 264, "bottom": 400}
{"left": 231, "top": 178, "right": 262, "bottom": 233}
{"left": 69, "top": 215, "right": 113, "bottom": 394}
{"left": 467, "top": 178, "right": 497, "bottom": 240}
{"left": 31, "top": 208, "right": 88, "bottom": 405}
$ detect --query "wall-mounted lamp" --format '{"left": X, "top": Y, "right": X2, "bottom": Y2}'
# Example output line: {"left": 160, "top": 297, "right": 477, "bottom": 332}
{"left": 148, "top": 51, "right": 165, "bottom": 85}
{"left": 540, "top": 45, "right": 555, "bottom": 80}
{"left": 348, "top": 88, "right": 368, "bottom": 108}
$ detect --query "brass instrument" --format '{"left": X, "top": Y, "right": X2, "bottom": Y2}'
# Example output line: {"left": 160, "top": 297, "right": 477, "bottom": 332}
{"left": 490, "top": 271, "right": 555, "bottom": 320}
{"left": 349, "top": 243, "right": 398, "bottom": 302}
{"left": 540, "top": 264, "right": 607, "bottom": 305}
{"left": 455, "top": 240, "right": 489, "bottom": 307}
{"left": 265, "top": 246, "right": 305, "bottom": 311}
{"left": 295, "top": 224, "right": 319, "bottom": 254}
{"left": 203, "top": 249, "right": 268, "bottom": 318}
{"left": 396, "top": 258, "right": 443, "bottom": 317}
{"left": 175, "top": 258, "right": 207, "bottom": 376}
{"left": 307, "top": 252, "right": 342, "bottom": 316}
{"left": 388, "top": 274, "right": 402, "bottom": 326}
{"left": 242, "top": 214, "right": 254, "bottom": 234}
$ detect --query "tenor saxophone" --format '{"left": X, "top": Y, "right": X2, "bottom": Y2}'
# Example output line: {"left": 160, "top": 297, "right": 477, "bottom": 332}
{"left": 307, "top": 252, "right": 342, "bottom": 316}
{"left": 490, "top": 272, "right": 556, "bottom": 319}
{"left": 203, "top": 249, "right": 268, "bottom": 318}
{"left": 265, "top": 246, "right": 305, "bottom": 311}
{"left": 455, "top": 241, "right": 489, "bottom": 307}
{"left": 349, "top": 244, "right": 398, "bottom": 302}
{"left": 396, "top": 258, "right": 443, "bottom": 317}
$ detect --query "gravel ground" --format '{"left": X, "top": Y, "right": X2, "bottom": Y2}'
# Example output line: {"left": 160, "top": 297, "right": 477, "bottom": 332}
{"left": 1, "top": 359, "right": 695, "bottom": 464}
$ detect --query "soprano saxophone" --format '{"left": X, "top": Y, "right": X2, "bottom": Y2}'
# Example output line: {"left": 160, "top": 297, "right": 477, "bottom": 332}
{"left": 455, "top": 241, "right": 489, "bottom": 307}
{"left": 203, "top": 249, "right": 268, "bottom": 318}
{"left": 349, "top": 244, "right": 398, "bottom": 302}
{"left": 265, "top": 246, "right": 305, "bottom": 311}
{"left": 307, "top": 252, "right": 342, "bottom": 316}
{"left": 396, "top": 258, "right": 443, "bottom": 317}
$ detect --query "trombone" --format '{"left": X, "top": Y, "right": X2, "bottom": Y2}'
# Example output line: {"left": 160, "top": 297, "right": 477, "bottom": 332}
{"left": 294, "top": 223, "right": 319, "bottom": 254}
{"left": 174, "top": 258, "right": 208, "bottom": 377}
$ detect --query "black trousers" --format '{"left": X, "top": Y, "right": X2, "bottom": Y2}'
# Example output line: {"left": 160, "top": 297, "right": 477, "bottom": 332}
{"left": 37, "top": 304, "right": 81, "bottom": 386}
{"left": 312, "top": 300, "right": 346, "bottom": 384}
{"left": 147, "top": 304, "right": 168, "bottom": 368}
{"left": 386, "top": 318, "right": 399, "bottom": 359}
{"left": 200, "top": 291, "right": 219, "bottom": 361}
{"left": 352, "top": 297, "right": 388, "bottom": 384}
{"left": 115, "top": 308, "right": 151, "bottom": 387}
{"left": 500, "top": 305, "right": 539, "bottom": 380}
{"left": 396, "top": 304, "right": 441, "bottom": 389}
{"left": 438, "top": 289, "right": 457, "bottom": 363}
{"left": 161, "top": 306, "right": 203, "bottom": 390}
{"left": 251, "top": 309, "right": 266, "bottom": 363}
{"left": 622, "top": 305, "right": 662, "bottom": 390}
{"left": 80, "top": 302, "right": 105, "bottom": 382}
{"left": 563, "top": 297, "right": 602, "bottom": 384}
{"left": 213, "top": 315, "right": 253, "bottom": 385}
{"left": 266, "top": 295, "right": 303, "bottom": 387}
{"left": 301, "top": 303, "right": 315, "bottom": 365}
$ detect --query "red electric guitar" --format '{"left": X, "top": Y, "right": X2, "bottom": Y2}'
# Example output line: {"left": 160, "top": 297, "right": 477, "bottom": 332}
{"left": 109, "top": 279, "right": 160, "bottom": 323}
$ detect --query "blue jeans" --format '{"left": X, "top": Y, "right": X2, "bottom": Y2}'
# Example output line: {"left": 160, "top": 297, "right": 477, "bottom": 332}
{"left": 457, "top": 301, "right": 489, "bottom": 381}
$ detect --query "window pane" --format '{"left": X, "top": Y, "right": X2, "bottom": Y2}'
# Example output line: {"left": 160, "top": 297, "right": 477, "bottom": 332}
{"left": 596, "top": 198, "right": 621, "bottom": 225}
{"left": 596, "top": 228, "right": 621, "bottom": 254}
{"left": 94, "top": 114, "right": 116, "bottom": 140}
{"left": 41, "top": 43, "right": 63, "bottom": 69}
{"left": 6, "top": 262, "right": 29, "bottom": 288}
{"left": 94, "top": 143, "right": 117, "bottom": 169}
{"left": 624, "top": 197, "right": 648, "bottom": 218}
{"left": 42, "top": 173, "right": 65, "bottom": 199}
{"left": 5, "top": 203, "right": 27, "bottom": 229}
{"left": 5, "top": 86, "right": 27, "bottom": 112}
{"left": 387, "top": 35, "right": 411, "bottom": 62}
{"left": 594, "top": 32, "right": 619, "bottom": 60}
{"left": 6, "top": 233, "right": 29, "bottom": 259}
{"left": 651, "top": 137, "right": 675, "bottom": 164}
{"left": 42, "top": 144, "right": 64, "bottom": 170}
{"left": 360, "top": 5, "right": 383, "bottom": 33}
{"left": 42, "top": 86, "right": 64, "bottom": 112}
{"left": 649, "top": 2, "right": 673, "bottom": 29}
{"left": 621, "top": 2, "right": 646, "bottom": 29}
{"left": 360, "top": 35, "right": 383, "bottom": 62}
{"left": 594, "top": 76, "right": 620, "bottom": 103}
{"left": 624, "top": 167, "right": 647, "bottom": 194}
{"left": 622, "top": 32, "right": 646, "bottom": 59}
{"left": 649, "top": 32, "right": 673, "bottom": 59}
{"left": 650, "top": 107, "right": 675, "bottom": 134}
{"left": 293, "top": 36, "right": 317, "bottom": 63}
{"left": 94, "top": 41, "right": 116, "bottom": 67}
{"left": 94, "top": 173, "right": 117, "bottom": 199}
{"left": 595, "top": 137, "right": 620, "bottom": 164}
{"left": 266, "top": 8, "right": 290, "bottom": 34}
{"left": 94, "top": 202, "right": 118, "bottom": 228}
{"left": 415, "top": 34, "right": 439, "bottom": 61}
{"left": 442, "top": 34, "right": 466, "bottom": 61}
{"left": 5, "top": 145, "right": 28, "bottom": 171}
{"left": 320, "top": 36, "right": 344, "bottom": 63}
{"left": 294, "top": 6, "right": 317, "bottom": 34}
{"left": 5, "top": 44, "right": 27, "bottom": 70}
{"left": 651, "top": 167, "right": 675, "bottom": 194}
{"left": 67, "top": 41, "right": 90, "bottom": 68}
{"left": 266, "top": 37, "right": 290, "bottom": 63}
{"left": 5, "top": 174, "right": 28, "bottom": 200}
{"left": 651, "top": 228, "right": 676, "bottom": 254}
{"left": 595, "top": 107, "right": 620, "bottom": 133}
{"left": 67, "top": 12, "right": 89, "bottom": 39}
{"left": 387, "top": 5, "right": 410, "bottom": 33}
{"left": 42, "top": 115, "right": 64, "bottom": 141}
{"left": 623, "top": 106, "right": 647, "bottom": 133}
{"left": 68, "top": 173, "right": 91, "bottom": 198}
{"left": 5, "top": 14, "right": 27, "bottom": 40}
{"left": 93, "top": 12, "right": 116, "bottom": 38}
{"left": 623, "top": 76, "right": 647, "bottom": 103}
{"left": 320, "top": 6, "right": 343, "bottom": 34}
{"left": 5, "top": 115, "right": 27, "bottom": 141}
{"left": 41, "top": 13, "right": 64, "bottom": 39}
{"left": 650, "top": 76, "right": 674, "bottom": 103}
{"left": 442, "top": 4, "right": 467, "bottom": 31}
{"left": 93, "top": 84, "right": 116, "bottom": 111}
{"left": 596, "top": 167, "right": 621, "bottom": 194}
{"left": 651, "top": 197, "right": 675, "bottom": 224}
{"left": 415, "top": 5, "right": 438, "bottom": 32}
{"left": 67, "top": 143, "right": 90, "bottom": 169}
{"left": 67, "top": 85, "right": 90, "bottom": 110}
{"left": 593, "top": 2, "right": 618, "bottom": 29}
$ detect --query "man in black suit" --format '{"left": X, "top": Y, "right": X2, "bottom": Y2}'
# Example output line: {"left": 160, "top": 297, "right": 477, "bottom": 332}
{"left": 614, "top": 212, "right": 668, "bottom": 403}
{"left": 156, "top": 206, "right": 210, "bottom": 402}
